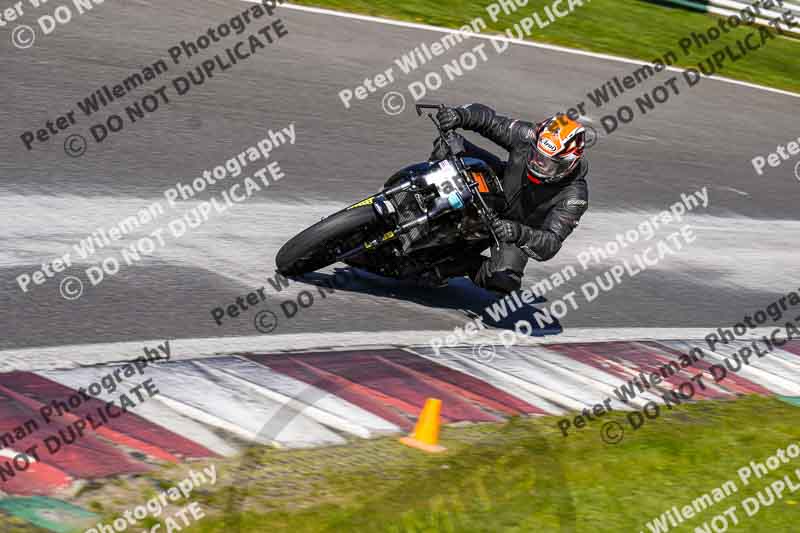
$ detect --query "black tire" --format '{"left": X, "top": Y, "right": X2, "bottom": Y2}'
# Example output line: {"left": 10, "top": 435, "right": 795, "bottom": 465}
{"left": 276, "top": 206, "right": 379, "bottom": 276}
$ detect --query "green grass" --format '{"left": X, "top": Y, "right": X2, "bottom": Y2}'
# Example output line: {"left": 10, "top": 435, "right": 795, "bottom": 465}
{"left": 163, "top": 395, "right": 800, "bottom": 532}
{"left": 7, "top": 396, "right": 792, "bottom": 532}
{"left": 291, "top": 0, "right": 800, "bottom": 93}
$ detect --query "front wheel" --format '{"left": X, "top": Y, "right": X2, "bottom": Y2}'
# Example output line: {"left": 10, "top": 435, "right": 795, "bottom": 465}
{"left": 276, "top": 206, "right": 380, "bottom": 276}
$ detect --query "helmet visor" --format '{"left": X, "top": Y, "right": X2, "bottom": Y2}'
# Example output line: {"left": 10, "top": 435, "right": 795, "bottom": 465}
{"left": 527, "top": 147, "right": 574, "bottom": 182}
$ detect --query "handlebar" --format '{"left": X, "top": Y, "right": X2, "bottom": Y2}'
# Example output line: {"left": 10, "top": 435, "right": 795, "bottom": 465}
{"left": 415, "top": 103, "right": 443, "bottom": 116}
{"left": 416, "top": 102, "right": 501, "bottom": 250}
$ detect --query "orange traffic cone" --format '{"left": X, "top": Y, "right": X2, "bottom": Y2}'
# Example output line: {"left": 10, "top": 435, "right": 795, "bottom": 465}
{"left": 399, "top": 398, "right": 446, "bottom": 453}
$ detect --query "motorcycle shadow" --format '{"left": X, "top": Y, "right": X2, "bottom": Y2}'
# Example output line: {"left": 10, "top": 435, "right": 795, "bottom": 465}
{"left": 292, "top": 267, "right": 562, "bottom": 337}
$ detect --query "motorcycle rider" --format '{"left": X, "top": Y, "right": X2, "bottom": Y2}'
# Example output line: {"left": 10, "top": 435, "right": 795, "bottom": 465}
{"left": 430, "top": 103, "right": 589, "bottom": 294}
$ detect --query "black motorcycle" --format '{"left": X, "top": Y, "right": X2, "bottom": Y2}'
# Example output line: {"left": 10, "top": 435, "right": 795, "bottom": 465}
{"left": 276, "top": 103, "right": 507, "bottom": 283}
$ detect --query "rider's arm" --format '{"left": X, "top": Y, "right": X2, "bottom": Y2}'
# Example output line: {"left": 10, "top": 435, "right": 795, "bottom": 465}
{"left": 516, "top": 177, "right": 589, "bottom": 261}
{"left": 456, "top": 103, "right": 533, "bottom": 152}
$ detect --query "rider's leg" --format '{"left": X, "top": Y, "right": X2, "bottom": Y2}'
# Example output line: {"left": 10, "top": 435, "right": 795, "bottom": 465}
{"left": 435, "top": 250, "right": 485, "bottom": 279}
{"left": 471, "top": 243, "right": 528, "bottom": 294}
{"left": 417, "top": 246, "right": 486, "bottom": 287}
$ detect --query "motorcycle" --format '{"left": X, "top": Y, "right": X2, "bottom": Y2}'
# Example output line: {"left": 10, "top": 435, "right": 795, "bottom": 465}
{"left": 275, "top": 103, "right": 508, "bottom": 284}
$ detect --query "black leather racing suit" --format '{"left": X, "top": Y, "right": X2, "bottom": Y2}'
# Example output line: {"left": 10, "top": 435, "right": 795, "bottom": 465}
{"left": 431, "top": 103, "right": 589, "bottom": 294}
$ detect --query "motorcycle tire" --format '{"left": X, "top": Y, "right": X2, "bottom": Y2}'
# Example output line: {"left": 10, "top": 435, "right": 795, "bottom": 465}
{"left": 275, "top": 205, "right": 379, "bottom": 276}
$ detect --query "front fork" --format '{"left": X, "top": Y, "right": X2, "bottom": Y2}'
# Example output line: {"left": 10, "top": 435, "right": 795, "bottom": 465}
{"left": 336, "top": 182, "right": 410, "bottom": 261}
{"left": 337, "top": 177, "right": 475, "bottom": 261}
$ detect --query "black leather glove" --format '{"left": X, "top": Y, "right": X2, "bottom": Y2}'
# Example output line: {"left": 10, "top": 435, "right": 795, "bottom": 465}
{"left": 491, "top": 218, "right": 523, "bottom": 243}
{"left": 436, "top": 107, "right": 463, "bottom": 131}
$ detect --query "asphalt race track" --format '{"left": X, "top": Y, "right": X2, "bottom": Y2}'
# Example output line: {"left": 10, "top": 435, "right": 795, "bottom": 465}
{"left": 2, "top": 0, "right": 799, "bottom": 350}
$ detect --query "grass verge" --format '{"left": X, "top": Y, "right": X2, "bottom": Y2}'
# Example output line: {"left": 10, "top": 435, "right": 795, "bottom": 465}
{"left": 7, "top": 396, "right": 794, "bottom": 532}
{"left": 291, "top": 0, "right": 800, "bottom": 94}
{"left": 144, "top": 395, "right": 800, "bottom": 532}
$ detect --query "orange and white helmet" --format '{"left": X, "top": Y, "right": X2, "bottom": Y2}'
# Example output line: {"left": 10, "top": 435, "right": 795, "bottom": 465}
{"left": 527, "top": 115, "right": 586, "bottom": 184}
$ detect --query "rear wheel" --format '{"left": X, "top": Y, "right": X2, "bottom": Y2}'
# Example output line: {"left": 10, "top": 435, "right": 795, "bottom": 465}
{"left": 276, "top": 206, "right": 380, "bottom": 276}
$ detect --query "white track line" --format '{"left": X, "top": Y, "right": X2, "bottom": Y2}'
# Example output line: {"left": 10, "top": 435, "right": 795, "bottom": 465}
{"left": 0, "top": 328, "right": 772, "bottom": 372}
{"left": 252, "top": 1, "right": 800, "bottom": 100}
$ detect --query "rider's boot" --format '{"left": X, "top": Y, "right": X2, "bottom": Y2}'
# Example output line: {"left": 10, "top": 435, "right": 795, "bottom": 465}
{"left": 471, "top": 243, "right": 528, "bottom": 295}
